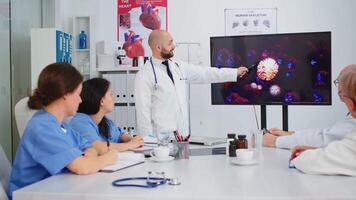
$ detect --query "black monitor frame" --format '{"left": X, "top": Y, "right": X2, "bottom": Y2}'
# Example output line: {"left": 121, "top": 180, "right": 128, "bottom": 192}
{"left": 210, "top": 31, "right": 332, "bottom": 106}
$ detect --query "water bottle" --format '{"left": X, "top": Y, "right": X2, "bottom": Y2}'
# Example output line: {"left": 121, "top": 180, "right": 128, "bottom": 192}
{"left": 78, "top": 30, "right": 87, "bottom": 49}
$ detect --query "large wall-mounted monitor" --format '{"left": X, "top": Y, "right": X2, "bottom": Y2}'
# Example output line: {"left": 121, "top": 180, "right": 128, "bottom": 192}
{"left": 210, "top": 32, "right": 332, "bottom": 105}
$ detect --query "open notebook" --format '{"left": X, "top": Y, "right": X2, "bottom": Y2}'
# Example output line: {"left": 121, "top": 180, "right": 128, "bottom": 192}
{"left": 100, "top": 152, "right": 145, "bottom": 172}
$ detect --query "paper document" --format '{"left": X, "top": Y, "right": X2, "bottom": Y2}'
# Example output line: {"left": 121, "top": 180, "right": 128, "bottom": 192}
{"left": 101, "top": 152, "right": 145, "bottom": 172}
{"left": 132, "top": 143, "right": 157, "bottom": 153}
{"left": 144, "top": 134, "right": 158, "bottom": 144}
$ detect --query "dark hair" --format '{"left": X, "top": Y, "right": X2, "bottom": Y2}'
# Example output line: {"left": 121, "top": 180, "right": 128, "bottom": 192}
{"left": 77, "top": 78, "right": 111, "bottom": 139}
{"left": 28, "top": 62, "right": 83, "bottom": 109}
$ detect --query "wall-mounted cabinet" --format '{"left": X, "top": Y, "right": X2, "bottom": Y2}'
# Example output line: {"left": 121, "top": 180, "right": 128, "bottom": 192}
{"left": 72, "top": 16, "right": 95, "bottom": 79}
{"left": 31, "top": 28, "right": 72, "bottom": 90}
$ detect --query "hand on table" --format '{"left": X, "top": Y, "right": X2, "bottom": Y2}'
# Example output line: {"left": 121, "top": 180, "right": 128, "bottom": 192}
{"left": 290, "top": 145, "right": 317, "bottom": 160}
{"left": 268, "top": 128, "right": 294, "bottom": 136}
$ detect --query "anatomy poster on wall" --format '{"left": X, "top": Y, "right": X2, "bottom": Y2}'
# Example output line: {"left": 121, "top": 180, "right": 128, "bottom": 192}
{"left": 117, "top": 0, "right": 167, "bottom": 58}
{"left": 225, "top": 8, "right": 277, "bottom": 36}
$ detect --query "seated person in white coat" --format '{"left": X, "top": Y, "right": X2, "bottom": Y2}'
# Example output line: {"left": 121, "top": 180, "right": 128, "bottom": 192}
{"left": 8, "top": 63, "right": 117, "bottom": 199}
{"left": 263, "top": 65, "right": 356, "bottom": 149}
{"left": 290, "top": 64, "right": 356, "bottom": 176}
{"left": 263, "top": 114, "right": 355, "bottom": 149}
{"left": 70, "top": 78, "right": 144, "bottom": 153}
{"left": 134, "top": 29, "right": 248, "bottom": 136}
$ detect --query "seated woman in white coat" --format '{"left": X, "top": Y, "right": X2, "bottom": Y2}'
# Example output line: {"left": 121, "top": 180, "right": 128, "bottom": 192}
{"left": 69, "top": 78, "right": 144, "bottom": 153}
{"left": 8, "top": 63, "right": 117, "bottom": 199}
{"left": 290, "top": 64, "right": 356, "bottom": 176}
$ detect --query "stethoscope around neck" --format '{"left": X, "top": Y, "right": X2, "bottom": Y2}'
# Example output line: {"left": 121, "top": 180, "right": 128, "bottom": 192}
{"left": 150, "top": 57, "right": 186, "bottom": 90}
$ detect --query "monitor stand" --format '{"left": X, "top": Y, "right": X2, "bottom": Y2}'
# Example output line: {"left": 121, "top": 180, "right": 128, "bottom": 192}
{"left": 261, "top": 105, "right": 289, "bottom": 131}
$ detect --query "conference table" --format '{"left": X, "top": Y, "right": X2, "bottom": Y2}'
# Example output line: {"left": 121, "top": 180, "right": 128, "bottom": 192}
{"left": 13, "top": 147, "right": 356, "bottom": 200}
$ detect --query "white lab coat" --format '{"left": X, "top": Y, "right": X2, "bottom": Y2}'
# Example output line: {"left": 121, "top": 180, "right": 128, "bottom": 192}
{"left": 276, "top": 115, "right": 356, "bottom": 149}
{"left": 134, "top": 57, "right": 239, "bottom": 136}
{"left": 292, "top": 128, "right": 356, "bottom": 176}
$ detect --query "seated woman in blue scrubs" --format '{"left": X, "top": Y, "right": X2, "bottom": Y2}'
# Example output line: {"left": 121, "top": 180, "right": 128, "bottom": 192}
{"left": 69, "top": 78, "right": 144, "bottom": 152}
{"left": 8, "top": 63, "right": 118, "bottom": 199}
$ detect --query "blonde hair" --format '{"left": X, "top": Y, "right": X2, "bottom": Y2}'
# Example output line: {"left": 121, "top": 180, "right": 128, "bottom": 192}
{"left": 339, "top": 64, "right": 356, "bottom": 101}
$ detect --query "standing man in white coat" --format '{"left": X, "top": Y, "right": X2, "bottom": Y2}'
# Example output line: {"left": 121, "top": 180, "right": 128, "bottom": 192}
{"left": 290, "top": 64, "right": 356, "bottom": 176}
{"left": 134, "top": 30, "right": 248, "bottom": 136}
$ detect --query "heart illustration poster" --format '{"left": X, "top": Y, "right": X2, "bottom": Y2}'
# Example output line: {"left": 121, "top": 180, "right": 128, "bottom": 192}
{"left": 117, "top": 0, "right": 167, "bottom": 58}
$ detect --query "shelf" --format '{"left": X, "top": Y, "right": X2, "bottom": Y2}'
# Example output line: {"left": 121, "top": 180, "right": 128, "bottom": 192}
{"left": 75, "top": 48, "right": 90, "bottom": 52}
{"left": 97, "top": 66, "right": 142, "bottom": 72}
{"left": 73, "top": 16, "right": 93, "bottom": 78}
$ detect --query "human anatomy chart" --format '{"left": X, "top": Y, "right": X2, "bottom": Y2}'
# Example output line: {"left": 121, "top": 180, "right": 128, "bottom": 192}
{"left": 118, "top": 0, "right": 167, "bottom": 58}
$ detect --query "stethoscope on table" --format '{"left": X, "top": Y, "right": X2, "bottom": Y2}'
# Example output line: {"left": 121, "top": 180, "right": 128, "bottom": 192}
{"left": 112, "top": 171, "right": 181, "bottom": 188}
{"left": 149, "top": 57, "right": 186, "bottom": 90}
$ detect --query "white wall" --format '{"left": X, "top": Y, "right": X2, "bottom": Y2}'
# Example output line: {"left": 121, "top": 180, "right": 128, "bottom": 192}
{"left": 58, "top": 0, "right": 356, "bottom": 137}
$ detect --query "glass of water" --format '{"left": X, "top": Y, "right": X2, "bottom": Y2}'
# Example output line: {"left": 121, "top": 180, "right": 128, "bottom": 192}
{"left": 156, "top": 131, "right": 172, "bottom": 147}
{"left": 249, "top": 129, "right": 263, "bottom": 150}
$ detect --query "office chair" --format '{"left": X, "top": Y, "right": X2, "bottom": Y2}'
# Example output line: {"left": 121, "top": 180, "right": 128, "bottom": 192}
{"left": 14, "top": 97, "right": 37, "bottom": 138}
{"left": 0, "top": 184, "right": 8, "bottom": 200}
{"left": 0, "top": 145, "right": 11, "bottom": 200}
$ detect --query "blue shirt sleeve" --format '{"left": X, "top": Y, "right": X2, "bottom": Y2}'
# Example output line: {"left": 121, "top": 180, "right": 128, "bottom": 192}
{"left": 28, "top": 121, "right": 85, "bottom": 175}
{"left": 107, "top": 117, "right": 124, "bottom": 143}
{"left": 64, "top": 123, "right": 91, "bottom": 150}
{"left": 69, "top": 114, "right": 102, "bottom": 143}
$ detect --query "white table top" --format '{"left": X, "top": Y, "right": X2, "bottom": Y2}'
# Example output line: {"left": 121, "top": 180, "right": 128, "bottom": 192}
{"left": 13, "top": 148, "right": 356, "bottom": 200}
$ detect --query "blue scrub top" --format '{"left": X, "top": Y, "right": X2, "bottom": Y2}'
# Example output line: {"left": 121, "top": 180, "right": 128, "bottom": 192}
{"left": 69, "top": 113, "right": 124, "bottom": 144}
{"left": 8, "top": 109, "right": 91, "bottom": 199}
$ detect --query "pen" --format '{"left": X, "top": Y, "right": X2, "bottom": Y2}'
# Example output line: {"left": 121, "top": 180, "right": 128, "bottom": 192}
{"left": 262, "top": 128, "right": 270, "bottom": 135}
{"left": 248, "top": 63, "right": 257, "bottom": 69}
{"left": 184, "top": 134, "right": 190, "bottom": 142}
{"left": 107, "top": 140, "right": 110, "bottom": 151}
{"left": 173, "top": 130, "right": 179, "bottom": 142}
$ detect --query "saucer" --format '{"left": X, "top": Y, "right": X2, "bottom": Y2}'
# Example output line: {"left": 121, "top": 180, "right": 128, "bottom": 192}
{"left": 230, "top": 158, "right": 258, "bottom": 166}
{"left": 149, "top": 156, "right": 174, "bottom": 162}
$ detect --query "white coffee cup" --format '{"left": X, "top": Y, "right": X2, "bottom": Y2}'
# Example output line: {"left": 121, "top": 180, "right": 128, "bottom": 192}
{"left": 236, "top": 149, "right": 254, "bottom": 161}
{"left": 150, "top": 146, "right": 170, "bottom": 159}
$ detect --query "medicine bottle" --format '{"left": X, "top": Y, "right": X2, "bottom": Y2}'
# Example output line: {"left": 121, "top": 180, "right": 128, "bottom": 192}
{"left": 79, "top": 30, "right": 87, "bottom": 49}
{"left": 226, "top": 133, "right": 236, "bottom": 155}
{"left": 228, "top": 141, "right": 236, "bottom": 157}
{"left": 237, "top": 135, "right": 248, "bottom": 149}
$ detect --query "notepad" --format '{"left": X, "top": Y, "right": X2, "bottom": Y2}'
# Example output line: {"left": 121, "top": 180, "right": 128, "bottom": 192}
{"left": 100, "top": 152, "right": 145, "bottom": 172}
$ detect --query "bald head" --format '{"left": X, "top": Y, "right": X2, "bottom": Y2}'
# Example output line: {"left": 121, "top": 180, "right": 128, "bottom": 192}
{"left": 148, "top": 30, "right": 169, "bottom": 49}
{"left": 148, "top": 30, "right": 175, "bottom": 59}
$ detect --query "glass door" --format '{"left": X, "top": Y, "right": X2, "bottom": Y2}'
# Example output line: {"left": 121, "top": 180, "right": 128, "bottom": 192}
{"left": 0, "top": 0, "right": 12, "bottom": 161}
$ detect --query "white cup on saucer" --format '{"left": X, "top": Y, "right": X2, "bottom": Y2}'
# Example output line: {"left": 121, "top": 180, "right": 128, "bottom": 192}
{"left": 235, "top": 149, "right": 254, "bottom": 161}
{"left": 150, "top": 146, "right": 170, "bottom": 160}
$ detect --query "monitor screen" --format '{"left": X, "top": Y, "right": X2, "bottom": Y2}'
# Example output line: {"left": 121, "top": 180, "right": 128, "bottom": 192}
{"left": 210, "top": 32, "right": 332, "bottom": 105}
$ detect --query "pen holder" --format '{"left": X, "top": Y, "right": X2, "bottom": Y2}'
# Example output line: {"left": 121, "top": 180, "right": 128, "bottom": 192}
{"left": 173, "top": 141, "right": 189, "bottom": 160}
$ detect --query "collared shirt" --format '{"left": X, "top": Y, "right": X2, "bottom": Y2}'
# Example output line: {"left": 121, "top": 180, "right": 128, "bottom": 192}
{"left": 134, "top": 57, "right": 239, "bottom": 136}
{"left": 8, "top": 110, "right": 90, "bottom": 198}
{"left": 69, "top": 113, "right": 124, "bottom": 143}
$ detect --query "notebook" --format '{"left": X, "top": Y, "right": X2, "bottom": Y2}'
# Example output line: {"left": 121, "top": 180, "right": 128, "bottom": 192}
{"left": 100, "top": 152, "right": 145, "bottom": 172}
{"left": 189, "top": 136, "right": 226, "bottom": 146}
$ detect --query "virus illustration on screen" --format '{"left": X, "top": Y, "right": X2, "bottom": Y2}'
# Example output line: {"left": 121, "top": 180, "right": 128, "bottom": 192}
{"left": 256, "top": 57, "right": 279, "bottom": 81}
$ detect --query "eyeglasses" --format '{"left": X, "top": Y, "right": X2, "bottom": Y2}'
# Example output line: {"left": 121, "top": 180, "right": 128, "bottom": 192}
{"left": 333, "top": 79, "right": 339, "bottom": 87}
